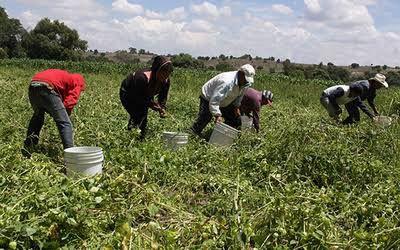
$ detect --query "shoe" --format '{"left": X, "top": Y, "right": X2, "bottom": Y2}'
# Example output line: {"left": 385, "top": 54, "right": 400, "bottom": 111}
{"left": 21, "top": 146, "right": 32, "bottom": 159}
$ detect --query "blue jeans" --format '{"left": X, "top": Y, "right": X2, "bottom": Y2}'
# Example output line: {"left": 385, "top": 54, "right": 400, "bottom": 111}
{"left": 25, "top": 85, "right": 74, "bottom": 149}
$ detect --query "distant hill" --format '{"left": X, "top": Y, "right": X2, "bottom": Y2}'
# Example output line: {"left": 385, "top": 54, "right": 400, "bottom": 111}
{"left": 85, "top": 50, "right": 400, "bottom": 77}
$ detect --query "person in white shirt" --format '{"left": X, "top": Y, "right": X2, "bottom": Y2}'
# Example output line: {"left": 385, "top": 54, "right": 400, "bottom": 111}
{"left": 320, "top": 84, "right": 363, "bottom": 122}
{"left": 190, "top": 64, "right": 255, "bottom": 136}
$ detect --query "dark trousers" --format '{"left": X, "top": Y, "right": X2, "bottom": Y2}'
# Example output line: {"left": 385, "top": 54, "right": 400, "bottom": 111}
{"left": 25, "top": 85, "right": 74, "bottom": 149}
{"left": 120, "top": 89, "right": 148, "bottom": 138}
{"left": 343, "top": 100, "right": 360, "bottom": 124}
{"left": 191, "top": 96, "right": 241, "bottom": 135}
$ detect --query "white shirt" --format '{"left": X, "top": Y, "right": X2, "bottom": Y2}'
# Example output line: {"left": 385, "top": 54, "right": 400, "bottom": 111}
{"left": 323, "top": 85, "right": 356, "bottom": 105}
{"left": 201, "top": 71, "right": 251, "bottom": 116}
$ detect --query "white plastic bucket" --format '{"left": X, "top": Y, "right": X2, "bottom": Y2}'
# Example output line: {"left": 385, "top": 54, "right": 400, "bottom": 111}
{"left": 163, "top": 132, "right": 188, "bottom": 150}
{"left": 209, "top": 122, "right": 240, "bottom": 146}
{"left": 64, "top": 147, "right": 103, "bottom": 177}
{"left": 241, "top": 115, "right": 253, "bottom": 131}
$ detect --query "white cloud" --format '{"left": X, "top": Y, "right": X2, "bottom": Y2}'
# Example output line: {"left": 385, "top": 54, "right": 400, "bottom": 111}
{"left": 15, "top": 0, "right": 107, "bottom": 19}
{"left": 4, "top": 0, "right": 400, "bottom": 66}
{"left": 145, "top": 7, "right": 187, "bottom": 21}
{"left": 19, "top": 11, "right": 41, "bottom": 29}
{"left": 112, "top": 0, "right": 143, "bottom": 15}
{"left": 191, "top": 1, "right": 231, "bottom": 19}
{"left": 304, "top": 0, "right": 374, "bottom": 28}
{"left": 304, "top": 0, "right": 321, "bottom": 14}
{"left": 183, "top": 19, "right": 217, "bottom": 33}
{"left": 272, "top": 4, "right": 293, "bottom": 15}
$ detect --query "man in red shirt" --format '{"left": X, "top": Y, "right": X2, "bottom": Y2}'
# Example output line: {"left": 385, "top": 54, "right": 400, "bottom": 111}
{"left": 23, "top": 69, "right": 85, "bottom": 154}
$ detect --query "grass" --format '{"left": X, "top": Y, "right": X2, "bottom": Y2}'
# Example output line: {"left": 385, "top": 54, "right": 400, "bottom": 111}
{"left": 0, "top": 59, "right": 400, "bottom": 249}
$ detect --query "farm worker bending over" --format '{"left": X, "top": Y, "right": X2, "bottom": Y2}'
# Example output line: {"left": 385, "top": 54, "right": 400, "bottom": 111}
{"left": 190, "top": 64, "right": 255, "bottom": 136}
{"left": 320, "top": 84, "right": 364, "bottom": 122}
{"left": 342, "top": 73, "right": 388, "bottom": 124}
{"left": 239, "top": 88, "right": 274, "bottom": 132}
{"left": 24, "top": 69, "right": 85, "bottom": 151}
{"left": 119, "top": 56, "right": 173, "bottom": 139}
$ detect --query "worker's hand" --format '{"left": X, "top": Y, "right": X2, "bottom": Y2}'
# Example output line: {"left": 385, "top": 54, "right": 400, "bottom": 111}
{"left": 234, "top": 108, "right": 241, "bottom": 118}
{"left": 159, "top": 109, "right": 167, "bottom": 118}
{"left": 215, "top": 116, "right": 223, "bottom": 123}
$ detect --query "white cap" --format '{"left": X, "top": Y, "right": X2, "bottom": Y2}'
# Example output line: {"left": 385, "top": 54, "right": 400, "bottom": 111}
{"left": 370, "top": 73, "right": 389, "bottom": 88}
{"left": 239, "top": 64, "right": 255, "bottom": 84}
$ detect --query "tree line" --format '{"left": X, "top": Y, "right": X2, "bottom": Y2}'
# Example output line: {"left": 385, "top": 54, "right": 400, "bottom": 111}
{"left": 0, "top": 7, "right": 87, "bottom": 61}
{"left": 1, "top": 6, "right": 399, "bottom": 85}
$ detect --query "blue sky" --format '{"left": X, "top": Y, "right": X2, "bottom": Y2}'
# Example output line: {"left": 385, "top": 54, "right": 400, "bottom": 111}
{"left": 1, "top": 0, "right": 400, "bottom": 66}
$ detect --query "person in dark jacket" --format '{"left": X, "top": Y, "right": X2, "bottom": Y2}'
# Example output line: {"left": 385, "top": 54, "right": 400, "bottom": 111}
{"left": 119, "top": 56, "right": 173, "bottom": 139}
{"left": 23, "top": 69, "right": 85, "bottom": 154}
{"left": 342, "top": 73, "right": 388, "bottom": 124}
{"left": 239, "top": 88, "right": 273, "bottom": 132}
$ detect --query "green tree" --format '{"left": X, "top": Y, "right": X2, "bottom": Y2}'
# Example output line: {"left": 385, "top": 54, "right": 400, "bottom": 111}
{"left": 219, "top": 54, "right": 227, "bottom": 60}
{"left": 171, "top": 53, "right": 204, "bottom": 68}
{"left": 0, "top": 7, "right": 26, "bottom": 58}
{"left": 385, "top": 71, "right": 400, "bottom": 86}
{"left": 129, "top": 47, "right": 137, "bottom": 54}
{"left": 215, "top": 62, "right": 234, "bottom": 71}
{"left": 22, "top": 18, "right": 87, "bottom": 61}
{"left": 311, "top": 67, "right": 331, "bottom": 80}
{"left": 327, "top": 66, "right": 350, "bottom": 82}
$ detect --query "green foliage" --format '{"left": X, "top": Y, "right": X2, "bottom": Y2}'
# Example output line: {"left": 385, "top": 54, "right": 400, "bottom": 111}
{"left": 239, "top": 54, "right": 252, "bottom": 60}
{"left": 171, "top": 53, "right": 204, "bottom": 69}
{"left": 372, "top": 65, "right": 382, "bottom": 72}
{"left": 351, "top": 63, "right": 360, "bottom": 69}
{"left": 113, "top": 50, "right": 140, "bottom": 64}
{"left": 215, "top": 62, "right": 234, "bottom": 71}
{"left": 22, "top": 18, "right": 87, "bottom": 61}
{"left": 364, "top": 70, "right": 379, "bottom": 79}
{"left": 0, "top": 47, "right": 8, "bottom": 59}
{"left": 0, "top": 59, "right": 400, "bottom": 248}
{"left": 327, "top": 64, "right": 350, "bottom": 82}
{"left": 0, "top": 7, "right": 26, "bottom": 58}
{"left": 283, "top": 60, "right": 350, "bottom": 82}
{"left": 385, "top": 71, "right": 400, "bottom": 86}
{"left": 84, "top": 55, "right": 112, "bottom": 63}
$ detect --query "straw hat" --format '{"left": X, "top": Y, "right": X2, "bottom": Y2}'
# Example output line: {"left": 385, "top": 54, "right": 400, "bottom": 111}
{"left": 370, "top": 73, "right": 389, "bottom": 88}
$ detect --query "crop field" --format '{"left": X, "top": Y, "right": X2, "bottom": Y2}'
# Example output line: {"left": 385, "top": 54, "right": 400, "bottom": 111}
{"left": 0, "top": 59, "right": 400, "bottom": 249}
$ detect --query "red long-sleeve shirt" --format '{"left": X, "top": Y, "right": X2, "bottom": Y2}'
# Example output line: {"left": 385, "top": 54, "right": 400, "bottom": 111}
{"left": 31, "top": 69, "right": 85, "bottom": 112}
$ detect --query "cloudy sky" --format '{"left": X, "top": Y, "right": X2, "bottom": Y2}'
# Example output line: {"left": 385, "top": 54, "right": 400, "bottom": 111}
{"left": 1, "top": 0, "right": 400, "bottom": 66}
